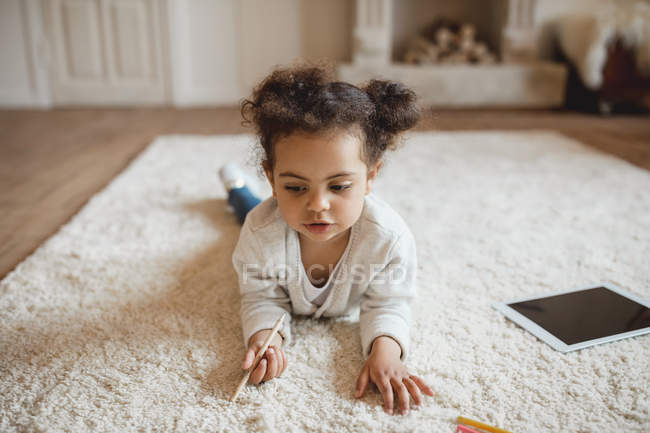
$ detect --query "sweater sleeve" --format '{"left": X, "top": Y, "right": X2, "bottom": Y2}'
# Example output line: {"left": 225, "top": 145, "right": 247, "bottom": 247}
{"left": 359, "top": 229, "right": 417, "bottom": 362}
{"left": 231, "top": 221, "right": 292, "bottom": 348}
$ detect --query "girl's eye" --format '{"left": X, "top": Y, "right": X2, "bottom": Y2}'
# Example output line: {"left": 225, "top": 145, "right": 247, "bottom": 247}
{"left": 284, "top": 184, "right": 350, "bottom": 193}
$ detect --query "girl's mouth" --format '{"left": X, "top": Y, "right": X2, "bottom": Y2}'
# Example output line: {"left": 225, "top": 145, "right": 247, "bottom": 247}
{"left": 305, "top": 223, "right": 332, "bottom": 233}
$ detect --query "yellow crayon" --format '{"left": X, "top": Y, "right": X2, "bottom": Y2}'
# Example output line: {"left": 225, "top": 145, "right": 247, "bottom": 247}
{"left": 457, "top": 416, "right": 514, "bottom": 433}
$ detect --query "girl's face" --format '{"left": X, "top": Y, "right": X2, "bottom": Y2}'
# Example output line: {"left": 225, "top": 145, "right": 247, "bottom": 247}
{"left": 264, "top": 128, "right": 382, "bottom": 245}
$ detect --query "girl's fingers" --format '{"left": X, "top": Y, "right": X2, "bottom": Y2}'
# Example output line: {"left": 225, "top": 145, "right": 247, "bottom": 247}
{"left": 263, "top": 348, "right": 278, "bottom": 381}
{"left": 249, "top": 358, "right": 267, "bottom": 385}
{"left": 279, "top": 348, "right": 288, "bottom": 376}
{"left": 392, "top": 378, "right": 410, "bottom": 414}
{"left": 275, "top": 349, "right": 287, "bottom": 377}
{"left": 410, "top": 375, "right": 435, "bottom": 397}
{"left": 403, "top": 377, "right": 423, "bottom": 407}
{"left": 355, "top": 366, "right": 369, "bottom": 398}
{"left": 245, "top": 345, "right": 288, "bottom": 384}
{"left": 378, "top": 378, "right": 394, "bottom": 415}
{"left": 272, "top": 348, "right": 281, "bottom": 377}
{"left": 272, "top": 347, "right": 281, "bottom": 377}
{"left": 242, "top": 348, "right": 255, "bottom": 370}
{"left": 273, "top": 347, "right": 283, "bottom": 376}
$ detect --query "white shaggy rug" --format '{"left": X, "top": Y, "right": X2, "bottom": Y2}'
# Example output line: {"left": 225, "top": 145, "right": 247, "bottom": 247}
{"left": 1, "top": 131, "right": 649, "bottom": 433}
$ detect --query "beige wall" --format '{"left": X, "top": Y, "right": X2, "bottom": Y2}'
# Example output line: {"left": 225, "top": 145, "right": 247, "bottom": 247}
{"left": 300, "top": 0, "right": 353, "bottom": 63}
{"left": 172, "top": 0, "right": 353, "bottom": 106}
{"left": 238, "top": 0, "right": 352, "bottom": 97}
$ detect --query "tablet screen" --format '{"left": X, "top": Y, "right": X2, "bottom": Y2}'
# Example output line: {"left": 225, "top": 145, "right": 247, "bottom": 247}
{"left": 508, "top": 286, "right": 650, "bottom": 345}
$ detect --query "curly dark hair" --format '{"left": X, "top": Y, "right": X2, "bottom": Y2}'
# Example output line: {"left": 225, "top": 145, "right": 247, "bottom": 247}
{"left": 240, "top": 61, "right": 420, "bottom": 176}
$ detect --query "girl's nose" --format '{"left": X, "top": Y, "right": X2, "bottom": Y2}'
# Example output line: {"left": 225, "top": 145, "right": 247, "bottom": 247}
{"left": 307, "top": 190, "right": 330, "bottom": 212}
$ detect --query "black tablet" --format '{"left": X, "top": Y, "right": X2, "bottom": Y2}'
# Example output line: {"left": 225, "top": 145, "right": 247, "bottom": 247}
{"left": 492, "top": 283, "right": 650, "bottom": 352}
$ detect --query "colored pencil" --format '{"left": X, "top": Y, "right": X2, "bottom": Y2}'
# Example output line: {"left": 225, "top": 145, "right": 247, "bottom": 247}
{"left": 457, "top": 424, "right": 483, "bottom": 433}
{"left": 457, "top": 416, "right": 514, "bottom": 433}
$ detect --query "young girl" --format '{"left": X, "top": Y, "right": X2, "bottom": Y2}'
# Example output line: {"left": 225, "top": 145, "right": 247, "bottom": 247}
{"left": 220, "top": 63, "right": 434, "bottom": 415}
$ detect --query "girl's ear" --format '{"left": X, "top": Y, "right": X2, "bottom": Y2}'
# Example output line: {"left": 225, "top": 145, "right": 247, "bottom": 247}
{"left": 262, "top": 161, "right": 277, "bottom": 199}
{"left": 365, "top": 160, "right": 383, "bottom": 195}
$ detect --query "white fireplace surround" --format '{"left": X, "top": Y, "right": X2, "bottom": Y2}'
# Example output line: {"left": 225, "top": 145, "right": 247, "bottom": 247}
{"left": 339, "top": 0, "right": 567, "bottom": 108}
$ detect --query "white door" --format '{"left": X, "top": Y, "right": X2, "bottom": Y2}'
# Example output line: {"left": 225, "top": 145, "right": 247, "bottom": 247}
{"left": 44, "top": 0, "right": 169, "bottom": 105}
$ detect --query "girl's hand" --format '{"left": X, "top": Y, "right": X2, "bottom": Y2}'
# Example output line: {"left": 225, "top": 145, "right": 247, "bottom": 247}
{"left": 243, "top": 329, "right": 287, "bottom": 385}
{"left": 355, "top": 336, "right": 434, "bottom": 415}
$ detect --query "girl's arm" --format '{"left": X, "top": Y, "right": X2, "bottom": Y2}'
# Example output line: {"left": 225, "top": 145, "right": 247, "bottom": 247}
{"left": 232, "top": 223, "right": 292, "bottom": 384}
{"left": 357, "top": 229, "right": 434, "bottom": 414}
{"left": 359, "top": 229, "right": 417, "bottom": 361}
{"left": 232, "top": 222, "right": 293, "bottom": 348}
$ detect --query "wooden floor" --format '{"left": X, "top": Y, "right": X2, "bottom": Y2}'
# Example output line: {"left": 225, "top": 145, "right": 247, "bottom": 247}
{"left": 1, "top": 107, "right": 649, "bottom": 279}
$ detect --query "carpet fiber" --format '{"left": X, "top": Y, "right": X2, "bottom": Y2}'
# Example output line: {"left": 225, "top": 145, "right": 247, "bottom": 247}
{"left": 1, "top": 131, "right": 649, "bottom": 432}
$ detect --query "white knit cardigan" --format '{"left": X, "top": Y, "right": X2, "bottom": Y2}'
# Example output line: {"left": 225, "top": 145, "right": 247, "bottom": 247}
{"left": 231, "top": 193, "right": 417, "bottom": 361}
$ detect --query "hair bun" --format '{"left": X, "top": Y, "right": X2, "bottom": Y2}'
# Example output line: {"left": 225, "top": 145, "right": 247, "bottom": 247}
{"left": 363, "top": 79, "right": 420, "bottom": 134}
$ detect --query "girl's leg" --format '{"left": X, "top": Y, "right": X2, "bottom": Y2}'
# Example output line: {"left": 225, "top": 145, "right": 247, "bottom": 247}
{"left": 228, "top": 185, "right": 262, "bottom": 224}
